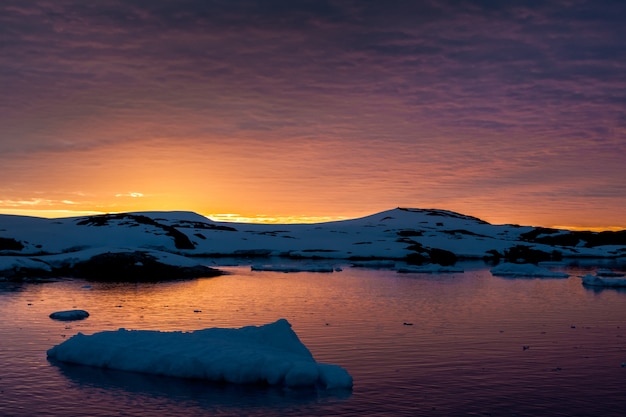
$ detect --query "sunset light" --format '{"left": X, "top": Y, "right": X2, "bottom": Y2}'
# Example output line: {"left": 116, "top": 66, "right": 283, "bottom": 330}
{"left": 1, "top": 1, "right": 624, "bottom": 230}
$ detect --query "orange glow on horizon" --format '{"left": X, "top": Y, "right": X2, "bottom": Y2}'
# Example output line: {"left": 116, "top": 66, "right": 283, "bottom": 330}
{"left": 1, "top": 140, "right": 624, "bottom": 231}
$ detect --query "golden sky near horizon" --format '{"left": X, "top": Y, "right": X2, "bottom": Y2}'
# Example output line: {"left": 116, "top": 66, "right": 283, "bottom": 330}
{"left": 1, "top": 1, "right": 625, "bottom": 230}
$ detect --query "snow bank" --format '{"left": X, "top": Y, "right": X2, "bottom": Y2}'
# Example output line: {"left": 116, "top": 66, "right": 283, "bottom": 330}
{"left": 49, "top": 310, "right": 90, "bottom": 321}
{"left": 47, "top": 319, "right": 352, "bottom": 389}
{"left": 490, "top": 263, "right": 569, "bottom": 278}
{"left": 251, "top": 264, "right": 335, "bottom": 273}
{"left": 581, "top": 274, "right": 626, "bottom": 288}
{"left": 0, "top": 256, "right": 51, "bottom": 273}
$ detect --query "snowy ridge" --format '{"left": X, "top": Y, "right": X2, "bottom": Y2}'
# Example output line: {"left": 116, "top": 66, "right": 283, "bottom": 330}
{"left": 1, "top": 208, "right": 625, "bottom": 280}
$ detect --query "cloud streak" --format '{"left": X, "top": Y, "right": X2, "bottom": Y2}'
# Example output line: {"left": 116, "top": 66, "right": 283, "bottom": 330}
{"left": 1, "top": 0, "right": 625, "bottom": 228}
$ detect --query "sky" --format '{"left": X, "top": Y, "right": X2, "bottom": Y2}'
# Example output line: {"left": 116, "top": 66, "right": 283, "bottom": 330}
{"left": 1, "top": 0, "right": 625, "bottom": 229}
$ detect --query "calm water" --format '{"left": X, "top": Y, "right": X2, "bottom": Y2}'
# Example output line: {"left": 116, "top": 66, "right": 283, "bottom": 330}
{"left": 1, "top": 260, "right": 626, "bottom": 416}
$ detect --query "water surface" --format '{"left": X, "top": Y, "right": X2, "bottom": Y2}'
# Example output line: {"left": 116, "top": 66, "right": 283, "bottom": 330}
{"left": 1, "top": 261, "right": 625, "bottom": 416}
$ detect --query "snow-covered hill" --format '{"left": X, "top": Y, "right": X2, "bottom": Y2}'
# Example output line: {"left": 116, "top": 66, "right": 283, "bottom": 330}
{"left": 1, "top": 208, "right": 625, "bottom": 280}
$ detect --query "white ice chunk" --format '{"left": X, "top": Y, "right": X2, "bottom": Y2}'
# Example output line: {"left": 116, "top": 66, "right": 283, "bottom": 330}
{"left": 396, "top": 264, "right": 464, "bottom": 274}
{"left": 490, "top": 263, "right": 569, "bottom": 278}
{"left": 596, "top": 269, "right": 625, "bottom": 277}
{"left": 49, "top": 310, "right": 90, "bottom": 321}
{"left": 251, "top": 264, "right": 335, "bottom": 273}
{"left": 351, "top": 260, "right": 396, "bottom": 268}
{"left": 47, "top": 319, "right": 352, "bottom": 389}
{"left": 581, "top": 274, "right": 626, "bottom": 287}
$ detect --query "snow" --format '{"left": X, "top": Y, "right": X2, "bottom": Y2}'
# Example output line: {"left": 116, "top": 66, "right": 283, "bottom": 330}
{"left": 2, "top": 207, "right": 625, "bottom": 280}
{"left": 251, "top": 264, "right": 335, "bottom": 273}
{"left": 49, "top": 310, "right": 90, "bottom": 321}
{"left": 396, "top": 264, "right": 464, "bottom": 274}
{"left": 490, "top": 263, "right": 569, "bottom": 278}
{"left": 581, "top": 274, "right": 626, "bottom": 288}
{"left": 37, "top": 247, "right": 205, "bottom": 270}
{"left": 47, "top": 319, "right": 353, "bottom": 390}
{"left": 0, "top": 256, "right": 51, "bottom": 273}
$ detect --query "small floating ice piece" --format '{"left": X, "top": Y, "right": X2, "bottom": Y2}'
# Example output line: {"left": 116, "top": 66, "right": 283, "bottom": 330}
{"left": 47, "top": 319, "right": 352, "bottom": 389}
{"left": 350, "top": 260, "right": 396, "bottom": 268}
{"left": 49, "top": 310, "right": 90, "bottom": 321}
{"left": 596, "top": 269, "right": 625, "bottom": 277}
{"left": 397, "top": 264, "right": 464, "bottom": 274}
{"left": 581, "top": 274, "right": 626, "bottom": 288}
{"left": 251, "top": 264, "right": 335, "bottom": 273}
{"left": 490, "top": 263, "right": 569, "bottom": 278}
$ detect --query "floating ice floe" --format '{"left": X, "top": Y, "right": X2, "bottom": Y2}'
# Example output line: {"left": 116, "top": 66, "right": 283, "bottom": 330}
{"left": 47, "top": 319, "right": 353, "bottom": 389}
{"left": 49, "top": 310, "right": 90, "bottom": 321}
{"left": 396, "top": 264, "right": 464, "bottom": 274}
{"left": 251, "top": 264, "right": 335, "bottom": 273}
{"left": 581, "top": 274, "right": 626, "bottom": 288}
{"left": 595, "top": 269, "right": 625, "bottom": 277}
{"left": 350, "top": 260, "right": 396, "bottom": 268}
{"left": 490, "top": 263, "right": 569, "bottom": 278}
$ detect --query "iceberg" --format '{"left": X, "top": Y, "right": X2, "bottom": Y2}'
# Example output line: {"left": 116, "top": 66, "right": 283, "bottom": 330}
{"left": 47, "top": 319, "right": 352, "bottom": 390}
{"left": 490, "top": 263, "right": 569, "bottom": 278}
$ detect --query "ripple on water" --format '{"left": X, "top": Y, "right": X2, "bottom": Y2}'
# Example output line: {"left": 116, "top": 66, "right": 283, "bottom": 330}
{"left": 1, "top": 264, "right": 626, "bottom": 416}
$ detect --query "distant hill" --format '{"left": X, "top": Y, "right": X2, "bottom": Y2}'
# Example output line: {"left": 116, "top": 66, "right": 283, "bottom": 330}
{"left": 1, "top": 208, "right": 625, "bottom": 281}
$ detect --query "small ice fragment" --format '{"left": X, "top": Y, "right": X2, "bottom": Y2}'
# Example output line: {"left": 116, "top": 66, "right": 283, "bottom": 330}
{"left": 49, "top": 310, "right": 90, "bottom": 321}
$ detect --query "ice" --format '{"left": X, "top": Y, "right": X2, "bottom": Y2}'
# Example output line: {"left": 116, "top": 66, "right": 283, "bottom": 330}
{"left": 2, "top": 207, "right": 625, "bottom": 280}
{"left": 251, "top": 264, "right": 335, "bottom": 273}
{"left": 49, "top": 310, "right": 90, "bottom": 321}
{"left": 490, "top": 263, "right": 569, "bottom": 278}
{"left": 351, "top": 260, "right": 396, "bottom": 268}
{"left": 0, "top": 256, "right": 51, "bottom": 273}
{"left": 596, "top": 269, "right": 625, "bottom": 277}
{"left": 581, "top": 274, "right": 626, "bottom": 288}
{"left": 396, "top": 264, "right": 464, "bottom": 274}
{"left": 47, "top": 319, "right": 352, "bottom": 389}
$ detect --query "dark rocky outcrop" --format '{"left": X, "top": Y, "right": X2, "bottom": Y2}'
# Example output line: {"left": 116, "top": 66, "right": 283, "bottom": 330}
{"left": 405, "top": 243, "right": 458, "bottom": 266}
{"left": 521, "top": 228, "right": 626, "bottom": 248}
{"left": 486, "top": 245, "right": 562, "bottom": 265}
{"left": 0, "top": 237, "right": 24, "bottom": 251}
{"left": 60, "top": 251, "right": 222, "bottom": 282}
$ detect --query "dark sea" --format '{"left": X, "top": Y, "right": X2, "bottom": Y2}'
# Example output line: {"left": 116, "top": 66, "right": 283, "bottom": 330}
{"left": 1, "top": 260, "right": 625, "bottom": 416}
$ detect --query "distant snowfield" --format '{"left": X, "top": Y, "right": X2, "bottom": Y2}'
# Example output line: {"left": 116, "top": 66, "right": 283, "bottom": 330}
{"left": 47, "top": 319, "right": 353, "bottom": 389}
{"left": 1, "top": 208, "right": 625, "bottom": 280}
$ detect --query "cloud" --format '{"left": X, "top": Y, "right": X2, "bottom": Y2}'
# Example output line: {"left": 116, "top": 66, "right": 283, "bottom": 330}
{"left": 0, "top": 198, "right": 79, "bottom": 207}
{"left": 115, "top": 192, "right": 144, "bottom": 198}
{"left": 0, "top": 0, "right": 624, "bottom": 226}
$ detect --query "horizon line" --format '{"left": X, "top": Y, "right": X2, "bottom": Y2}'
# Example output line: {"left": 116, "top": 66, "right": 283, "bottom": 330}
{"left": 0, "top": 207, "right": 624, "bottom": 232}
